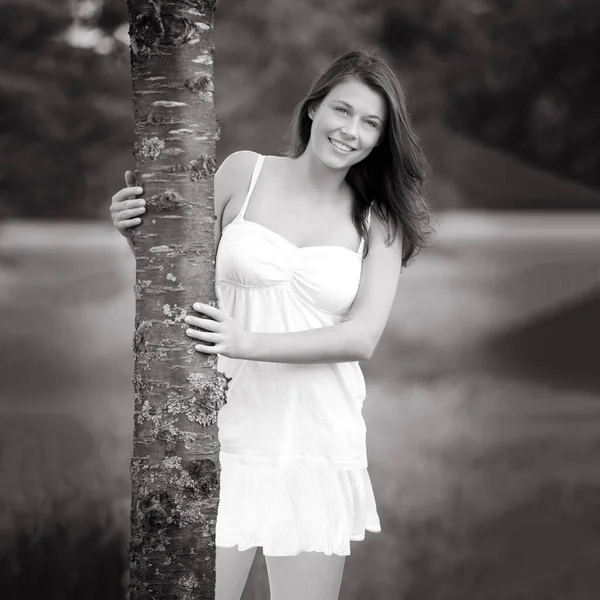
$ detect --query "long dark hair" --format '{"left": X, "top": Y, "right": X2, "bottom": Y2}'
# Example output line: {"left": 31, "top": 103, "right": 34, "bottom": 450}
{"left": 286, "top": 49, "right": 433, "bottom": 268}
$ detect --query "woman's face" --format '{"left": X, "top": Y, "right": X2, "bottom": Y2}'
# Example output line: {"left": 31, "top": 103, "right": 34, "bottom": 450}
{"left": 307, "top": 78, "right": 387, "bottom": 170}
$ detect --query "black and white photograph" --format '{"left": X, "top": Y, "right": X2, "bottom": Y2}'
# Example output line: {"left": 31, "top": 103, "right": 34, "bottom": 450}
{"left": 1, "top": 1, "right": 599, "bottom": 599}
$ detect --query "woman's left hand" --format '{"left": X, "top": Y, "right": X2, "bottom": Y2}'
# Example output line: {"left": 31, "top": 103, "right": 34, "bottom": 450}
{"left": 184, "top": 286, "right": 246, "bottom": 358}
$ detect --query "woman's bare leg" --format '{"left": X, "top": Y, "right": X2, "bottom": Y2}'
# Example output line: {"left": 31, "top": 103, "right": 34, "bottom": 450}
{"left": 265, "top": 552, "right": 346, "bottom": 600}
{"left": 215, "top": 545, "right": 258, "bottom": 600}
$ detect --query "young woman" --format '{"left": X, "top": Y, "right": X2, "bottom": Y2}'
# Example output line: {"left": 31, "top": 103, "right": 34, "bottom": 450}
{"left": 110, "top": 49, "right": 432, "bottom": 600}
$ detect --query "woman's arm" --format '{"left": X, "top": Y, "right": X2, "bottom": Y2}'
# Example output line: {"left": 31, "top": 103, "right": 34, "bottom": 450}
{"left": 187, "top": 213, "right": 404, "bottom": 364}
{"left": 213, "top": 150, "right": 260, "bottom": 256}
{"left": 239, "top": 213, "right": 403, "bottom": 363}
{"left": 238, "top": 321, "right": 370, "bottom": 364}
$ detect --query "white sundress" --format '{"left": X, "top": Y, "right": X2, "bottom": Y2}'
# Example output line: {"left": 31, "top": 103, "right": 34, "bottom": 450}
{"left": 214, "top": 154, "right": 381, "bottom": 557}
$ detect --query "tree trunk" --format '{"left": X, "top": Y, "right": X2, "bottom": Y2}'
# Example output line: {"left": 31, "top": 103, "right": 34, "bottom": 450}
{"left": 125, "top": 2, "right": 223, "bottom": 599}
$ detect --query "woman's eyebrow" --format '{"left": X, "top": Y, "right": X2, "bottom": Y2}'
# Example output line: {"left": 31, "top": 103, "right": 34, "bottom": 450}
{"left": 333, "top": 100, "right": 383, "bottom": 121}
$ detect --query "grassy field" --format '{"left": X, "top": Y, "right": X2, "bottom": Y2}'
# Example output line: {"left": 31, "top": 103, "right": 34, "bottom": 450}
{"left": 1, "top": 217, "right": 599, "bottom": 599}
{"left": 1, "top": 368, "right": 598, "bottom": 600}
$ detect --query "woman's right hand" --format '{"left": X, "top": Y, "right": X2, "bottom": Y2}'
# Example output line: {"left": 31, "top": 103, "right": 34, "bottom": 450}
{"left": 109, "top": 170, "right": 146, "bottom": 235}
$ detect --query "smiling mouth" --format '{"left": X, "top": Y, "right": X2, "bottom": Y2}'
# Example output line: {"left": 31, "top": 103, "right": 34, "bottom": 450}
{"left": 328, "top": 137, "right": 356, "bottom": 152}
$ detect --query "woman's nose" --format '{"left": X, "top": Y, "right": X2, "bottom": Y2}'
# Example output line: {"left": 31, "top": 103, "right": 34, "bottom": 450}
{"left": 340, "top": 118, "right": 359, "bottom": 138}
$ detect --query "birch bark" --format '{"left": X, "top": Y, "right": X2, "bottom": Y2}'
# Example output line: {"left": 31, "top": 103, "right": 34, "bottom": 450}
{"left": 125, "top": 2, "right": 223, "bottom": 599}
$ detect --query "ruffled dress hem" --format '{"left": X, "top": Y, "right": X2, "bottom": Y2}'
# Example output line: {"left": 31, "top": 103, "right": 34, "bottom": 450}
{"left": 216, "top": 456, "right": 382, "bottom": 557}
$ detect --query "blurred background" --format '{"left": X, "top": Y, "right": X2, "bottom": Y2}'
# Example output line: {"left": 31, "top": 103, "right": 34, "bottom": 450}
{"left": 1, "top": 0, "right": 600, "bottom": 598}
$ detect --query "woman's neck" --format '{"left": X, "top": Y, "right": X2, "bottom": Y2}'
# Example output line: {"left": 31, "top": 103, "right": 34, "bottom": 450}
{"left": 288, "top": 148, "right": 349, "bottom": 201}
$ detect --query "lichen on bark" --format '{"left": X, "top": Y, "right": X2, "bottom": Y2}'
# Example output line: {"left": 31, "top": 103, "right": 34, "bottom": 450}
{"left": 133, "top": 136, "right": 166, "bottom": 161}
{"left": 170, "top": 155, "right": 217, "bottom": 181}
{"left": 149, "top": 189, "right": 184, "bottom": 210}
{"left": 127, "top": 0, "right": 221, "bottom": 598}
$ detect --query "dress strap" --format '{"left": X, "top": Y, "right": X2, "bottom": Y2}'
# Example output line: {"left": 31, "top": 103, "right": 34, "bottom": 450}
{"left": 357, "top": 205, "right": 372, "bottom": 256}
{"left": 238, "top": 154, "right": 265, "bottom": 220}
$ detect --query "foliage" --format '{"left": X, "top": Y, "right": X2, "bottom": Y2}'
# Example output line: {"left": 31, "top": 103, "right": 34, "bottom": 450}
{"left": 1, "top": 0, "right": 599, "bottom": 220}
{"left": 378, "top": 0, "right": 600, "bottom": 187}
{"left": 0, "top": 0, "right": 133, "bottom": 220}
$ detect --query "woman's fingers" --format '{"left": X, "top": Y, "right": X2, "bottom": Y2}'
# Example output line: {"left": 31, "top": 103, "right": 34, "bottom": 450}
{"left": 116, "top": 206, "right": 146, "bottom": 221}
{"left": 112, "top": 186, "right": 144, "bottom": 204}
{"left": 116, "top": 217, "right": 142, "bottom": 231}
{"left": 186, "top": 329, "right": 220, "bottom": 343}
{"left": 124, "top": 170, "right": 137, "bottom": 187}
{"left": 192, "top": 303, "right": 221, "bottom": 321}
{"left": 194, "top": 343, "right": 220, "bottom": 354}
{"left": 114, "top": 208, "right": 145, "bottom": 232}
{"left": 111, "top": 198, "right": 146, "bottom": 213}
{"left": 109, "top": 185, "right": 146, "bottom": 233}
{"left": 185, "top": 316, "right": 218, "bottom": 331}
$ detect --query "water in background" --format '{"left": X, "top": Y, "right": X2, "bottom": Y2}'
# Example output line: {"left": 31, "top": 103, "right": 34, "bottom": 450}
{"left": 1, "top": 212, "right": 598, "bottom": 600}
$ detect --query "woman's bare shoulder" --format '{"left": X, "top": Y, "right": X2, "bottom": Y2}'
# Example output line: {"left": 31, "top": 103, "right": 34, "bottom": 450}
{"left": 215, "top": 151, "right": 259, "bottom": 209}
{"left": 218, "top": 150, "right": 260, "bottom": 180}
{"left": 217, "top": 151, "right": 289, "bottom": 195}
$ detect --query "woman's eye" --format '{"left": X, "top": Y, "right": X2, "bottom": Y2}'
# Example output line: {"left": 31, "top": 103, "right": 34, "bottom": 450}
{"left": 365, "top": 120, "right": 378, "bottom": 128}
{"left": 335, "top": 107, "right": 349, "bottom": 115}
